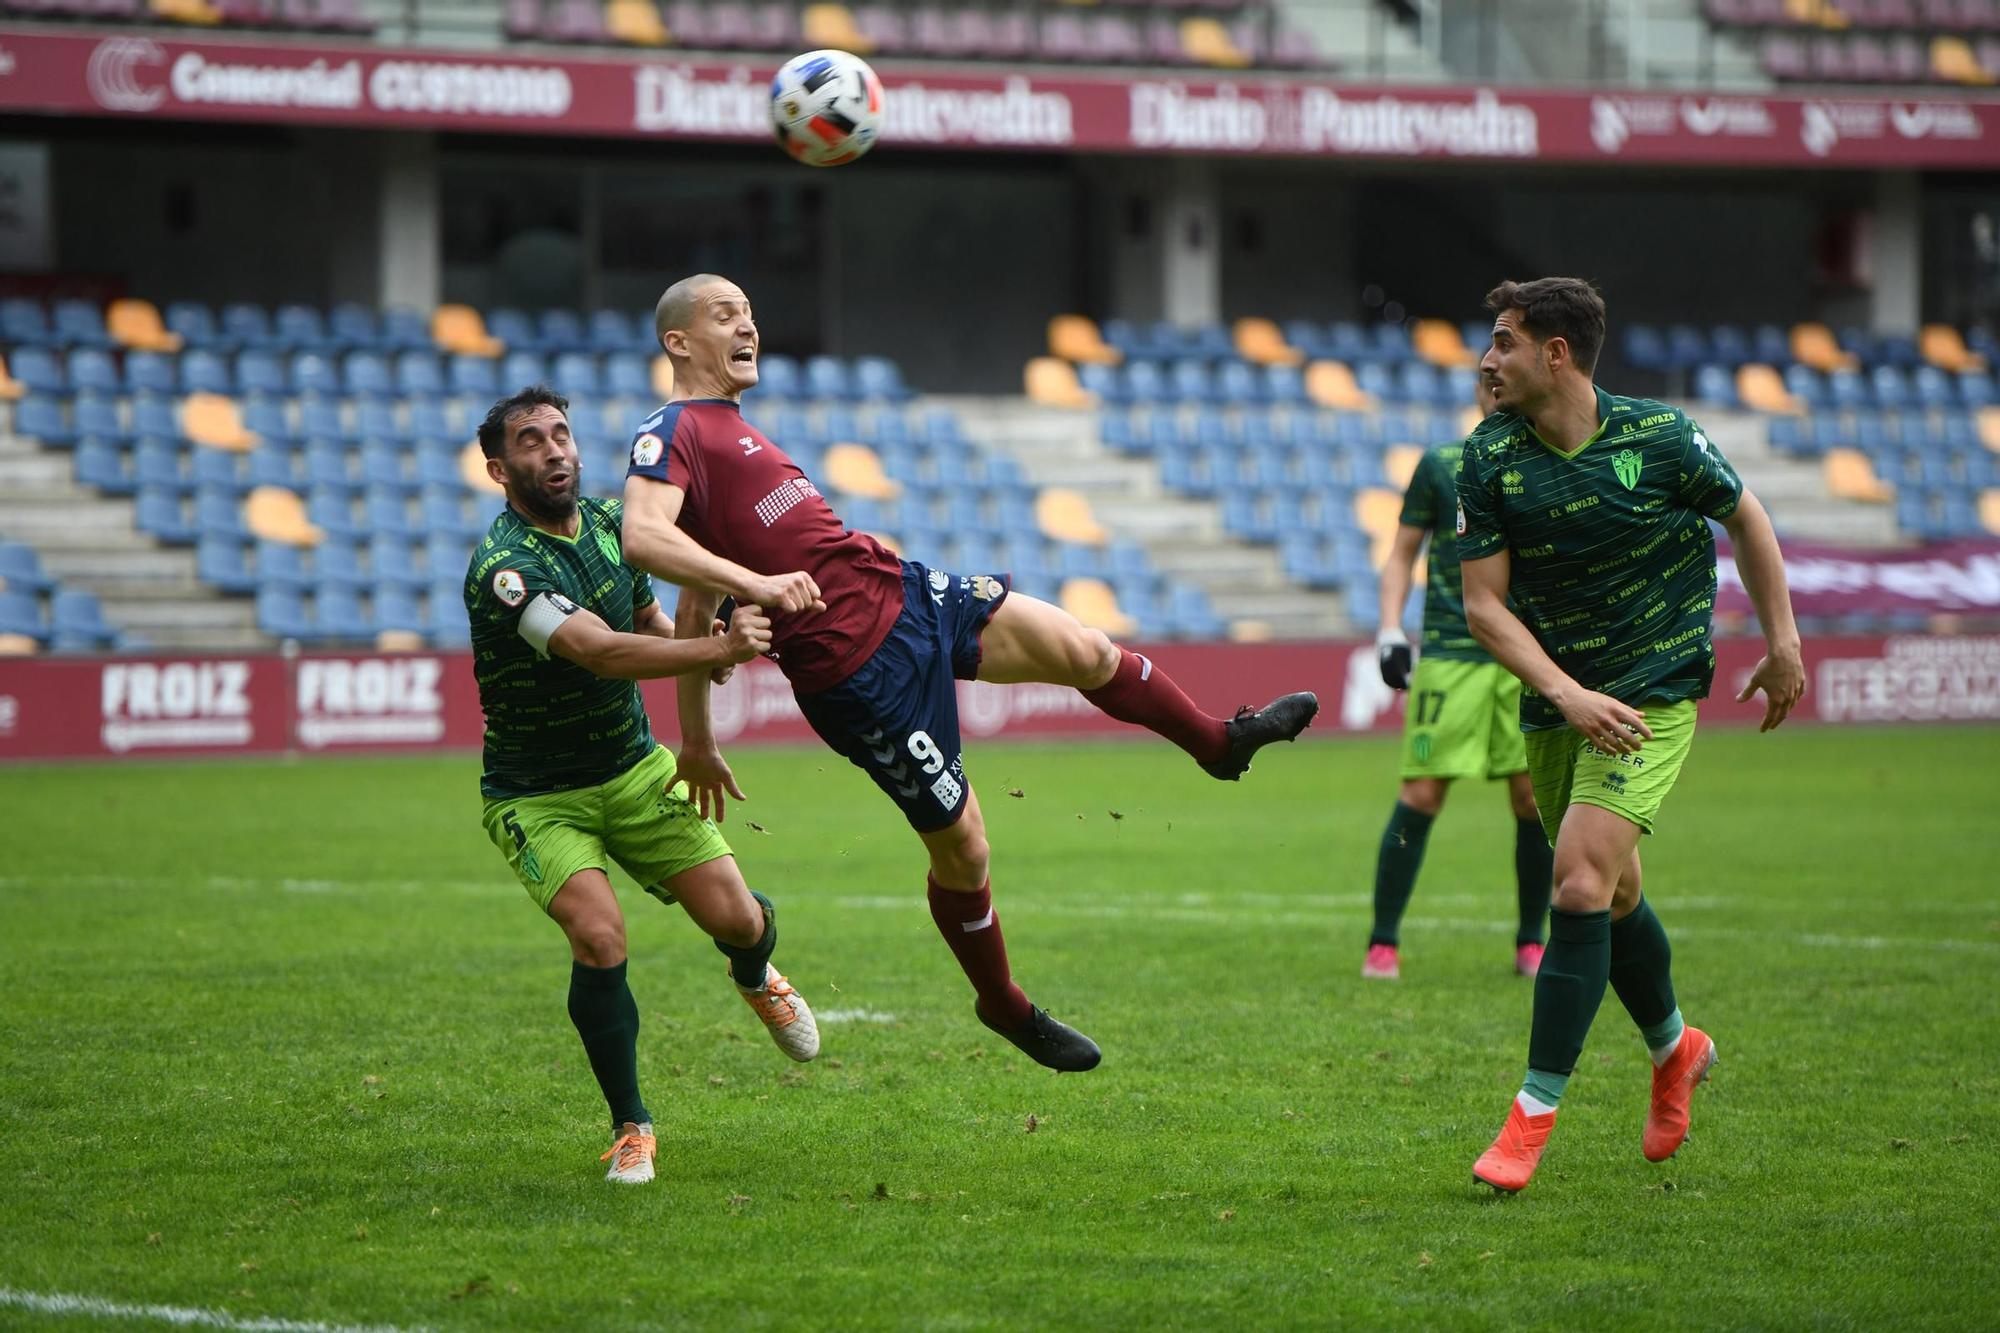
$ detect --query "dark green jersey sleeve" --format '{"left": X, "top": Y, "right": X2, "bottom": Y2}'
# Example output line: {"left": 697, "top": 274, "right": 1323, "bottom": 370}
{"left": 466, "top": 541, "right": 560, "bottom": 636}
{"left": 598, "top": 500, "right": 658, "bottom": 614}
{"left": 1676, "top": 417, "right": 1743, "bottom": 521}
{"left": 1399, "top": 450, "right": 1445, "bottom": 531}
{"left": 1454, "top": 434, "right": 1508, "bottom": 563}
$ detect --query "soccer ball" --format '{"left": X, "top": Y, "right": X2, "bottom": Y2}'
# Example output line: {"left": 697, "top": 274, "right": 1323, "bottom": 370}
{"left": 770, "top": 49, "right": 884, "bottom": 168}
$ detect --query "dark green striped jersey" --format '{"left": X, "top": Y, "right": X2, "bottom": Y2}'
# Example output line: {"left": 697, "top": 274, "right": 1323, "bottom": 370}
{"left": 1455, "top": 387, "right": 1742, "bottom": 731}
{"left": 465, "top": 497, "right": 658, "bottom": 798}
{"left": 1399, "top": 442, "right": 1491, "bottom": 664}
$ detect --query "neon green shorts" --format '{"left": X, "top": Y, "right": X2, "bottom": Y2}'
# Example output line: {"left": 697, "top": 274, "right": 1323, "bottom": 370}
{"left": 480, "top": 745, "right": 733, "bottom": 912}
{"left": 1400, "top": 657, "right": 1529, "bottom": 781}
{"left": 1522, "top": 700, "right": 1698, "bottom": 846}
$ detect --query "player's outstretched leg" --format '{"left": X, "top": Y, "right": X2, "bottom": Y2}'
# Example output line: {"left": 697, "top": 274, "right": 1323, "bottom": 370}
{"left": 548, "top": 871, "right": 659, "bottom": 1183}
{"left": 922, "top": 793, "right": 1100, "bottom": 1073}
{"left": 1604, "top": 875, "right": 1713, "bottom": 1160}
{"left": 666, "top": 860, "right": 820, "bottom": 1063}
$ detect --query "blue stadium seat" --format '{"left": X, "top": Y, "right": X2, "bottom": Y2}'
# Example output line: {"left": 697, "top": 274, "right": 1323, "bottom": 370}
{"left": 0, "top": 543, "right": 53, "bottom": 595}
{"left": 1077, "top": 362, "right": 1121, "bottom": 405}
{"left": 10, "top": 347, "right": 66, "bottom": 396}
{"left": 1828, "top": 370, "right": 1871, "bottom": 411}
{"left": 1664, "top": 324, "right": 1708, "bottom": 371}
{"left": 329, "top": 303, "right": 382, "bottom": 351}
{"left": 1356, "top": 362, "right": 1396, "bottom": 402}
{"left": 486, "top": 308, "right": 537, "bottom": 354}
{"left": 369, "top": 534, "right": 427, "bottom": 592}
{"left": 855, "top": 356, "right": 912, "bottom": 403}
{"left": 1396, "top": 362, "right": 1445, "bottom": 406}
{"left": 1371, "top": 323, "right": 1413, "bottom": 363}
{"left": 756, "top": 353, "right": 801, "bottom": 399}
{"left": 365, "top": 487, "right": 414, "bottom": 538}
{"left": 1100, "top": 319, "right": 1147, "bottom": 360}
{"left": 449, "top": 355, "right": 499, "bottom": 398}
{"left": 536, "top": 309, "right": 587, "bottom": 354}
{"left": 1957, "top": 373, "right": 1996, "bottom": 408}
{"left": 504, "top": 350, "right": 551, "bottom": 390}
{"left": 351, "top": 400, "right": 400, "bottom": 449}
{"left": 407, "top": 399, "right": 455, "bottom": 445}
{"left": 375, "top": 586, "right": 427, "bottom": 634}
{"left": 589, "top": 309, "right": 640, "bottom": 355}
{"left": 428, "top": 582, "right": 471, "bottom": 648}
{"left": 246, "top": 447, "right": 297, "bottom": 490}
{"left": 805, "top": 355, "right": 852, "bottom": 402}
{"left": 1695, "top": 364, "right": 1739, "bottom": 407}
{"left": 275, "top": 304, "right": 331, "bottom": 352}
{"left": 1327, "top": 323, "right": 1373, "bottom": 366}
{"left": 1124, "top": 360, "right": 1168, "bottom": 404}
{"left": 256, "top": 586, "right": 312, "bottom": 640}
{"left": 68, "top": 393, "right": 120, "bottom": 442}
{"left": 413, "top": 449, "right": 461, "bottom": 492}
{"left": 381, "top": 308, "right": 431, "bottom": 352}
{"left": 308, "top": 488, "right": 362, "bottom": 540}
{"left": 16, "top": 395, "right": 73, "bottom": 447}
{"left": 291, "top": 353, "right": 341, "bottom": 396}
{"left": 1215, "top": 360, "right": 1262, "bottom": 405}
{"left": 135, "top": 487, "right": 193, "bottom": 544}
{"left": 340, "top": 352, "right": 390, "bottom": 397}
{"left": 304, "top": 439, "right": 356, "bottom": 492}
{"left": 1709, "top": 325, "right": 1751, "bottom": 367}
{"left": 604, "top": 353, "right": 651, "bottom": 399}
{"left": 1170, "top": 358, "right": 1215, "bottom": 404}
{"left": 233, "top": 350, "right": 287, "bottom": 397}
{"left": 313, "top": 537, "right": 369, "bottom": 591}
{"left": 165, "top": 301, "right": 224, "bottom": 351}
{"left": 0, "top": 299, "right": 53, "bottom": 348}
{"left": 1784, "top": 365, "right": 1828, "bottom": 410}
{"left": 0, "top": 588, "right": 44, "bottom": 642}
{"left": 221, "top": 303, "right": 278, "bottom": 350}
{"left": 129, "top": 396, "right": 178, "bottom": 442}
{"left": 566, "top": 398, "right": 606, "bottom": 445}
{"left": 396, "top": 351, "right": 444, "bottom": 396}
{"left": 179, "top": 350, "right": 232, "bottom": 396}
{"left": 421, "top": 492, "right": 474, "bottom": 539}
{"left": 134, "top": 440, "right": 188, "bottom": 494}
{"left": 70, "top": 348, "right": 123, "bottom": 395}
{"left": 191, "top": 447, "right": 246, "bottom": 495}
{"left": 1098, "top": 409, "right": 1139, "bottom": 456}
{"left": 1167, "top": 585, "right": 1224, "bottom": 638}
{"left": 552, "top": 351, "right": 600, "bottom": 397}
{"left": 1870, "top": 366, "right": 1910, "bottom": 411}
{"left": 1750, "top": 324, "right": 1791, "bottom": 367}
{"left": 196, "top": 533, "right": 256, "bottom": 596}
{"left": 194, "top": 487, "right": 247, "bottom": 541}
{"left": 1282, "top": 320, "right": 1333, "bottom": 361}
{"left": 73, "top": 436, "right": 128, "bottom": 492}
{"left": 53, "top": 300, "right": 111, "bottom": 350}
{"left": 253, "top": 541, "right": 312, "bottom": 592}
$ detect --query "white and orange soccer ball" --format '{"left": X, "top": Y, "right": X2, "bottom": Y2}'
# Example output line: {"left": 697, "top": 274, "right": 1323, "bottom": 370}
{"left": 770, "top": 49, "right": 883, "bottom": 168}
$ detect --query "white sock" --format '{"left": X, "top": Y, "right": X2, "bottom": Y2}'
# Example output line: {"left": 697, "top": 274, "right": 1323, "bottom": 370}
{"left": 1515, "top": 1090, "right": 1559, "bottom": 1117}
{"left": 1647, "top": 1031, "right": 1683, "bottom": 1067}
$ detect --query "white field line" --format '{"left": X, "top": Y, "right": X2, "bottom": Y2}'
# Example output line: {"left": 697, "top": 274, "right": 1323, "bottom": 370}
{"left": 816, "top": 1008, "right": 900, "bottom": 1024}
{"left": 0, "top": 1286, "right": 419, "bottom": 1333}
{"left": 0, "top": 875, "right": 1992, "bottom": 956}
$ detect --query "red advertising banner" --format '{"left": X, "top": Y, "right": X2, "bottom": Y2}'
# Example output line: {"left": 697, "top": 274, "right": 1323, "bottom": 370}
{"left": 1719, "top": 539, "right": 2000, "bottom": 619}
{"left": 0, "top": 27, "right": 1994, "bottom": 168}
{"left": 0, "top": 634, "right": 1993, "bottom": 763}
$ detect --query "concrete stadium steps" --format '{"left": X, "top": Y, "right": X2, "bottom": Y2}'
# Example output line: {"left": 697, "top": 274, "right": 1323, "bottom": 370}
{"left": 933, "top": 395, "right": 1352, "bottom": 639}
{"left": 1700, "top": 409, "right": 1902, "bottom": 547}
{"left": 1276, "top": 0, "right": 1447, "bottom": 81}
{"left": 0, "top": 425, "right": 270, "bottom": 652}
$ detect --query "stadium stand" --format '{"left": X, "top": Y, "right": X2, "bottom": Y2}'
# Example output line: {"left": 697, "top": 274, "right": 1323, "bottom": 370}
{"left": 1701, "top": 0, "right": 2000, "bottom": 83}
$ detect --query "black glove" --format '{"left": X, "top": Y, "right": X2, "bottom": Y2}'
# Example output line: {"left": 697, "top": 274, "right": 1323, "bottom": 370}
{"left": 1377, "top": 628, "right": 1413, "bottom": 691}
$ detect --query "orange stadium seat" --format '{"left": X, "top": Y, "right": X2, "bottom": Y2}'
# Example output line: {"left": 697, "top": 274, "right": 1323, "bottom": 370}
{"left": 184, "top": 393, "right": 258, "bottom": 450}
{"left": 1355, "top": 487, "right": 1404, "bottom": 567}
{"left": 1981, "top": 491, "right": 2000, "bottom": 537}
{"left": 1737, "top": 364, "right": 1804, "bottom": 415}
{"left": 0, "top": 632, "right": 38, "bottom": 656}
{"left": 823, "top": 443, "right": 901, "bottom": 499}
{"left": 149, "top": 0, "right": 224, "bottom": 24}
{"left": 1228, "top": 619, "right": 1273, "bottom": 644}
{"left": 1233, "top": 318, "right": 1304, "bottom": 368}
{"left": 606, "top": 0, "right": 670, "bottom": 45}
{"left": 460, "top": 441, "right": 505, "bottom": 495}
{"left": 1181, "top": 17, "right": 1251, "bottom": 68}
{"left": 0, "top": 353, "right": 23, "bottom": 402}
{"left": 245, "top": 487, "right": 322, "bottom": 547}
{"left": 1457, "top": 404, "right": 1487, "bottom": 437}
{"left": 1930, "top": 37, "right": 1994, "bottom": 86}
{"left": 1383, "top": 444, "right": 1424, "bottom": 490}
{"left": 802, "top": 4, "right": 873, "bottom": 53}
{"left": 1783, "top": 0, "right": 1848, "bottom": 27}
{"left": 1024, "top": 356, "right": 1097, "bottom": 410}
{"left": 107, "top": 299, "right": 184, "bottom": 353}
{"left": 651, "top": 354, "right": 675, "bottom": 400}
{"left": 1823, "top": 448, "right": 1894, "bottom": 503}
{"left": 1048, "top": 315, "right": 1121, "bottom": 367}
{"left": 1792, "top": 323, "right": 1857, "bottom": 372}
{"left": 1036, "top": 488, "right": 1108, "bottom": 545}
{"left": 1059, "top": 577, "right": 1136, "bottom": 637}
{"left": 376, "top": 629, "right": 427, "bottom": 653}
{"left": 1979, "top": 407, "right": 2000, "bottom": 453}
{"left": 1412, "top": 319, "right": 1478, "bottom": 369}
{"left": 433, "top": 305, "right": 504, "bottom": 357}
{"left": 1920, "top": 325, "right": 1986, "bottom": 374}
{"left": 1305, "top": 361, "right": 1377, "bottom": 412}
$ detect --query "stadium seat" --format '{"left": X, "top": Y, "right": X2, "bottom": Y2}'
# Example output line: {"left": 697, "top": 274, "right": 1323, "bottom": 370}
{"left": 106, "top": 298, "right": 183, "bottom": 353}
{"left": 1233, "top": 318, "right": 1303, "bottom": 368}
{"left": 70, "top": 349, "right": 124, "bottom": 395}
{"left": 1047, "top": 315, "right": 1120, "bottom": 368}
{"left": 1059, "top": 577, "right": 1136, "bottom": 635}
{"left": 53, "top": 300, "right": 111, "bottom": 350}
{"left": 74, "top": 437, "right": 128, "bottom": 492}
{"left": 221, "top": 303, "right": 279, "bottom": 350}
{"left": 275, "top": 304, "right": 332, "bottom": 352}
{"left": 1825, "top": 447, "right": 1895, "bottom": 501}
{"left": 0, "top": 299, "right": 53, "bottom": 348}
{"left": 1305, "top": 361, "right": 1376, "bottom": 412}
{"left": 0, "top": 589, "right": 45, "bottom": 644}
{"left": 0, "top": 354, "right": 22, "bottom": 402}
{"left": 1025, "top": 357, "right": 1095, "bottom": 409}
{"left": 136, "top": 487, "right": 194, "bottom": 544}
{"left": 1035, "top": 488, "right": 1108, "bottom": 545}
{"left": 0, "top": 543, "right": 53, "bottom": 596}
{"left": 434, "top": 305, "right": 504, "bottom": 357}
{"left": 49, "top": 589, "right": 116, "bottom": 649}
{"left": 134, "top": 440, "right": 190, "bottom": 494}
{"left": 246, "top": 486, "right": 323, "bottom": 546}
{"left": 1793, "top": 322, "right": 1858, "bottom": 372}
{"left": 459, "top": 443, "right": 505, "bottom": 495}
{"left": 1737, "top": 364, "right": 1804, "bottom": 414}
{"left": 822, "top": 443, "right": 900, "bottom": 499}
{"left": 588, "top": 309, "right": 641, "bottom": 355}
{"left": 1383, "top": 445, "right": 1424, "bottom": 490}
{"left": 802, "top": 2, "right": 873, "bottom": 51}
{"left": 1412, "top": 319, "right": 1478, "bottom": 369}
{"left": 330, "top": 303, "right": 382, "bottom": 350}
{"left": 16, "top": 395, "right": 73, "bottom": 448}
{"left": 1181, "top": 15, "right": 1251, "bottom": 66}
{"left": 1921, "top": 324, "right": 1985, "bottom": 373}
{"left": 379, "top": 308, "right": 431, "bottom": 352}
{"left": 183, "top": 394, "right": 258, "bottom": 450}
{"left": 449, "top": 355, "right": 501, "bottom": 398}
{"left": 394, "top": 350, "right": 445, "bottom": 397}
{"left": 1695, "top": 364, "right": 1741, "bottom": 407}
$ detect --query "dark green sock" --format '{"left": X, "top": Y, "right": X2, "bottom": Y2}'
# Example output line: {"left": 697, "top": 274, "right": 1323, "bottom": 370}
{"left": 1369, "top": 803, "right": 1435, "bottom": 947}
{"left": 1513, "top": 818, "right": 1553, "bottom": 946}
{"left": 567, "top": 960, "right": 648, "bottom": 1131}
{"left": 715, "top": 890, "right": 777, "bottom": 989}
{"left": 1609, "top": 897, "right": 1679, "bottom": 1033}
{"left": 1524, "top": 908, "right": 1612, "bottom": 1095}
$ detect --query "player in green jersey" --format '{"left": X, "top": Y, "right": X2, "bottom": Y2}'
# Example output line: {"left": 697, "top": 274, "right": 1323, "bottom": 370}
{"left": 1455, "top": 279, "right": 1803, "bottom": 1194}
{"left": 466, "top": 385, "right": 820, "bottom": 1186}
{"left": 1366, "top": 379, "right": 1551, "bottom": 981}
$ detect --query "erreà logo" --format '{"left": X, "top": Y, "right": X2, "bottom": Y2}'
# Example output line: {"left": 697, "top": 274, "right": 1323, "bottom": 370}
{"left": 1612, "top": 449, "right": 1643, "bottom": 490}
{"left": 1501, "top": 469, "right": 1523, "bottom": 487}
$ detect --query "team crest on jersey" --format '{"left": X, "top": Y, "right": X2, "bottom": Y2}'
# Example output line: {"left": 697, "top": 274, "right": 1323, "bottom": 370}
{"left": 632, "top": 433, "right": 664, "bottom": 468}
{"left": 928, "top": 567, "right": 951, "bottom": 605}
{"left": 492, "top": 569, "right": 527, "bottom": 607}
{"left": 595, "top": 528, "right": 622, "bottom": 565}
{"left": 967, "top": 575, "right": 1003, "bottom": 602}
{"left": 1613, "top": 449, "right": 1644, "bottom": 490}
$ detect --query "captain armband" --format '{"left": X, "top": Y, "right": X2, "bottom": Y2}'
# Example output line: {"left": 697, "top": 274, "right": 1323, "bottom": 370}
{"left": 518, "top": 592, "right": 582, "bottom": 656}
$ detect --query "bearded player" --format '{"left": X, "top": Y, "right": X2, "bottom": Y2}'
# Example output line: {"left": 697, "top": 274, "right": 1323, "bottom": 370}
{"left": 467, "top": 385, "right": 819, "bottom": 1185}
{"left": 1455, "top": 278, "right": 1803, "bottom": 1193}
{"left": 618, "top": 274, "right": 1319, "bottom": 1073}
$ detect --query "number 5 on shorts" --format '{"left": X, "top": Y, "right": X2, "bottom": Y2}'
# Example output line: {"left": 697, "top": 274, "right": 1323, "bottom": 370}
{"left": 502, "top": 809, "right": 544, "bottom": 884}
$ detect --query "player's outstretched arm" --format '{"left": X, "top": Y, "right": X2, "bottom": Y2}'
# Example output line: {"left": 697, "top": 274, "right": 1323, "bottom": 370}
{"left": 1720, "top": 489, "right": 1806, "bottom": 732}
{"left": 1377, "top": 522, "right": 1426, "bottom": 690}
{"left": 547, "top": 603, "right": 769, "bottom": 682}
{"left": 1463, "top": 551, "right": 1653, "bottom": 754}
{"left": 672, "top": 584, "right": 748, "bottom": 822}
{"left": 622, "top": 476, "right": 826, "bottom": 614}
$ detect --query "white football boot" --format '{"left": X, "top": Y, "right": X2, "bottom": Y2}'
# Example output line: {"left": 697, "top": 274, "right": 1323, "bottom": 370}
{"left": 736, "top": 964, "right": 820, "bottom": 1062}
{"left": 600, "top": 1122, "right": 656, "bottom": 1185}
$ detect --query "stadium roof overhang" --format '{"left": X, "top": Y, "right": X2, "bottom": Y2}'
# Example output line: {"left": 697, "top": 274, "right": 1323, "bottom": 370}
{"left": 1, "top": 25, "right": 1998, "bottom": 170}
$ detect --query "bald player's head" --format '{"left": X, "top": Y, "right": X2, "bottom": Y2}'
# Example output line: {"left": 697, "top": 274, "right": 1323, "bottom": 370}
{"left": 654, "top": 274, "right": 760, "bottom": 401}
{"left": 654, "top": 273, "right": 727, "bottom": 348}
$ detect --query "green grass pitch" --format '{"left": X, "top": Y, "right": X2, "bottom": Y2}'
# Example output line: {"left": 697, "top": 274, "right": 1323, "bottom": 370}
{"left": 2, "top": 725, "right": 1996, "bottom": 1330}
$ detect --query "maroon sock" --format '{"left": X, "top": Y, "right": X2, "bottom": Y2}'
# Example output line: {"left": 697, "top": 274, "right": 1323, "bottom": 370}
{"left": 1079, "top": 647, "right": 1229, "bottom": 763}
{"left": 926, "top": 876, "right": 1032, "bottom": 1027}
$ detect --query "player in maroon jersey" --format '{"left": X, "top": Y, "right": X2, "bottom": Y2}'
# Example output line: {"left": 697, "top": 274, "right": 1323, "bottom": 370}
{"left": 621, "top": 274, "right": 1319, "bottom": 1071}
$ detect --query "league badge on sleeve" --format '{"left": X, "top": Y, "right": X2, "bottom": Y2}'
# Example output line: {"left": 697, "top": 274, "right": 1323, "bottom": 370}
{"left": 493, "top": 569, "right": 527, "bottom": 607}
{"left": 632, "top": 433, "right": 664, "bottom": 468}
{"left": 1456, "top": 501, "right": 1467, "bottom": 536}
